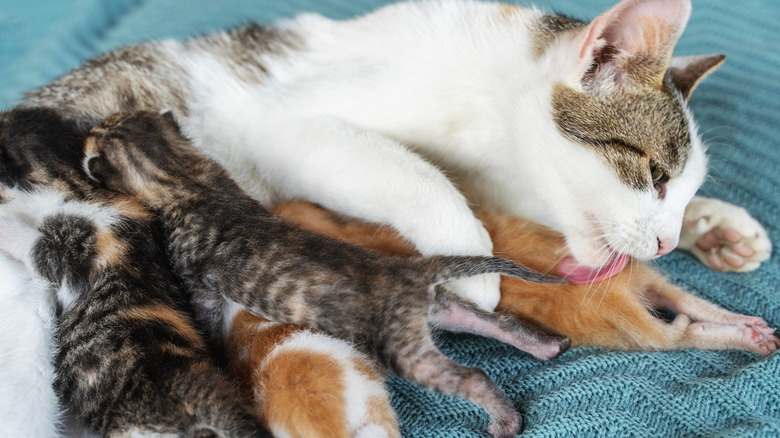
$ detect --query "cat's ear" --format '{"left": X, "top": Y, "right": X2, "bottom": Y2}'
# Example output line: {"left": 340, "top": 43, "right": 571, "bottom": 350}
{"left": 160, "top": 110, "right": 181, "bottom": 132}
{"left": 668, "top": 54, "right": 726, "bottom": 100}
{"left": 568, "top": 0, "right": 692, "bottom": 92}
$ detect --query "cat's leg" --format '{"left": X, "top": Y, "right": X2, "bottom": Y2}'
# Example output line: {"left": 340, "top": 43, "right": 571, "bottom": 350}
{"left": 428, "top": 288, "right": 569, "bottom": 361}
{"left": 389, "top": 327, "right": 521, "bottom": 438}
{"left": 644, "top": 281, "right": 779, "bottom": 355}
{"left": 250, "top": 116, "right": 500, "bottom": 310}
{"left": 678, "top": 197, "right": 771, "bottom": 272}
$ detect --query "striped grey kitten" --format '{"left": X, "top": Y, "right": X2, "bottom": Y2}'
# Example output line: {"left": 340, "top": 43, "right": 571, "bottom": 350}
{"left": 0, "top": 107, "right": 268, "bottom": 437}
{"left": 85, "top": 110, "right": 570, "bottom": 438}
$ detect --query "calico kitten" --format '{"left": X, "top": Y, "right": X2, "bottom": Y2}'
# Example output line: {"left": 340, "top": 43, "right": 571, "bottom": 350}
{"left": 85, "top": 110, "right": 570, "bottom": 438}
{"left": 226, "top": 310, "right": 400, "bottom": 438}
{"left": 0, "top": 107, "right": 267, "bottom": 437}
{"left": 24, "top": 0, "right": 771, "bottom": 312}
{"left": 272, "top": 200, "right": 780, "bottom": 355}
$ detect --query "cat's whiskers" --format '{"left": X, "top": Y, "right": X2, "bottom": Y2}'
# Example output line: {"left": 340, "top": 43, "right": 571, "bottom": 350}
{"left": 596, "top": 240, "right": 632, "bottom": 309}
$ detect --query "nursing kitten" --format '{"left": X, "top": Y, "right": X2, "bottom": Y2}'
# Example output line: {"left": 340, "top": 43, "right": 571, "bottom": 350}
{"left": 226, "top": 311, "right": 400, "bottom": 438}
{"left": 24, "top": 0, "right": 771, "bottom": 312}
{"left": 85, "top": 110, "right": 570, "bottom": 438}
{"left": 0, "top": 253, "right": 61, "bottom": 438}
{"left": 0, "top": 107, "right": 267, "bottom": 437}
{"left": 272, "top": 200, "right": 780, "bottom": 355}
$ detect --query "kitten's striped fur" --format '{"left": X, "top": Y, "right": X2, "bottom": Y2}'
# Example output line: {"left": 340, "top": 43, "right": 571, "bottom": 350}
{"left": 85, "top": 110, "right": 570, "bottom": 438}
{"left": 0, "top": 108, "right": 268, "bottom": 437}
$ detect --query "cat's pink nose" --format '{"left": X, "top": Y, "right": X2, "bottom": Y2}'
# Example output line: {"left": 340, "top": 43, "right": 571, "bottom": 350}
{"left": 657, "top": 238, "right": 674, "bottom": 256}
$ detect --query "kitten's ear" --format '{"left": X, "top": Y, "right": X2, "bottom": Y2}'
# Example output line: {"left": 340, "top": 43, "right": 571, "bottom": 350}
{"left": 568, "top": 0, "right": 692, "bottom": 92}
{"left": 668, "top": 54, "right": 726, "bottom": 100}
{"left": 160, "top": 110, "right": 181, "bottom": 132}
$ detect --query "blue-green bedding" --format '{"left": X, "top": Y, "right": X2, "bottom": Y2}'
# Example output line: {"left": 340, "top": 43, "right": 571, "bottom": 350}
{"left": 1, "top": 1, "right": 778, "bottom": 436}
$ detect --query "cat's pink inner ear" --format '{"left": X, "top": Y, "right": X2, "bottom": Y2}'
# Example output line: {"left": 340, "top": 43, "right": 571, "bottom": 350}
{"left": 601, "top": 0, "right": 691, "bottom": 55}
{"left": 578, "top": 0, "right": 692, "bottom": 84}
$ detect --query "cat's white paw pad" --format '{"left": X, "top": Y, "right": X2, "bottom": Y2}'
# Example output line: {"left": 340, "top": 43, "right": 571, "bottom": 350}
{"left": 443, "top": 273, "right": 501, "bottom": 312}
{"left": 682, "top": 199, "right": 771, "bottom": 272}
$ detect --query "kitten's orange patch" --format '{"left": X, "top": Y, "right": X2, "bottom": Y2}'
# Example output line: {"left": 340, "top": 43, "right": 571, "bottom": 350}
{"left": 351, "top": 356, "right": 384, "bottom": 383}
{"left": 260, "top": 349, "right": 350, "bottom": 438}
{"left": 84, "top": 137, "right": 99, "bottom": 157}
{"left": 112, "top": 195, "right": 152, "bottom": 221}
{"left": 229, "top": 311, "right": 302, "bottom": 364}
{"left": 94, "top": 227, "right": 127, "bottom": 270}
{"left": 271, "top": 201, "right": 417, "bottom": 256}
{"left": 366, "top": 395, "right": 401, "bottom": 438}
{"left": 159, "top": 342, "right": 197, "bottom": 358}
{"left": 124, "top": 304, "right": 204, "bottom": 348}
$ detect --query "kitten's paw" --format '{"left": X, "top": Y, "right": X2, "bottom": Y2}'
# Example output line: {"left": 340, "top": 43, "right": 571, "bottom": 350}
{"left": 743, "top": 325, "right": 779, "bottom": 356}
{"left": 487, "top": 411, "right": 522, "bottom": 438}
{"left": 443, "top": 273, "right": 501, "bottom": 312}
{"left": 680, "top": 198, "right": 771, "bottom": 272}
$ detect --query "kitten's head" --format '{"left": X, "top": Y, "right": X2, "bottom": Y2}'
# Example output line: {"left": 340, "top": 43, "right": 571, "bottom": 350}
{"left": 530, "top": 0, "right": 721, "bottom": 281}
{"left": 0, "top": 107, "right": 87, "bottom": 200}
{"left": 84, "top": 110, "right": 201, "bottom": 200}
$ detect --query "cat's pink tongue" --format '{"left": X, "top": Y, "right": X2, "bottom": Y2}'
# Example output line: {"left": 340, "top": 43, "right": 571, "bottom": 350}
{"left": 557, "top": 254, "right": 630, "bottom": 284}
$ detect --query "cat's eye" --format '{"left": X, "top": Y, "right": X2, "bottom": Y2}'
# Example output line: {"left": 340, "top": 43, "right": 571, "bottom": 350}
{"left": 649, "top": 160, "right": 668, "bottom": 198}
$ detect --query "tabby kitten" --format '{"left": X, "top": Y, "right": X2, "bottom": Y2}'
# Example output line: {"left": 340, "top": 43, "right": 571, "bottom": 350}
{"left": 85, "top": 110, "right": 570, "bottom": 438}
{"left": 0, "top": 107, "right": 267, "bottom": 437}
{"left": 272, "top": 200, "right": 779, "bottom": 355}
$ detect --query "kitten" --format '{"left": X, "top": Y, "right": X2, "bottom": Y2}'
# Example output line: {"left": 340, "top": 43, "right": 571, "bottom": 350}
{"left": 24, "top": 0, "right": 771, "bottom": 312}
{"left": 271, "top": 200, "right": 779, "bottom": 355}
{"left": 0, "top": 107, "right": 267, "bottom": 437}
{"left": 226, "top": 310, "right": 400, "bottom": 438}
{"left": 0, "top": 253, "right": 61, "bottom": 438}
{"left": 85, "top": 110, "right": 570, "bottom": 438}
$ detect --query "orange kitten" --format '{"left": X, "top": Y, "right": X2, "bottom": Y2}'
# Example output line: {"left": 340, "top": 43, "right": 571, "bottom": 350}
{"left": 225, "top": 310, "right": 400, "bottom": 438}
{"left": 272, "top": 201, "right": 779, "bottom": 355}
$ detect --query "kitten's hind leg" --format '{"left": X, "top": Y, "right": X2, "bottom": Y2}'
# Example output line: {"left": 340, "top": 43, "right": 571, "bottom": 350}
{"left": 390, "top": 332, "right": 521, "bottom": 438}
{"left": 645, "top": 281, "right": 779, "bottom": 355}
{"left": 679, "top": 197, "right": 771, "bottom": 272}
{"left": 428, "top": 287, "right": 569, "bottom": 361}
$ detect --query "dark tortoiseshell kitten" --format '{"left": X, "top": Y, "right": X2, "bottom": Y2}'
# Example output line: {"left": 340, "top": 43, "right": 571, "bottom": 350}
{"left": 0, "top": 108, "right": 268, "bottom": 437}
{"left": 85, "top": 110, "right": 570, "bottom": 438}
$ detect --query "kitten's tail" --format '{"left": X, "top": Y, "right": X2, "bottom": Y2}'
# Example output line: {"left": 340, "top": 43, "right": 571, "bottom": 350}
{"left": 422, "top": 255, "right": 566, "bottom": 285}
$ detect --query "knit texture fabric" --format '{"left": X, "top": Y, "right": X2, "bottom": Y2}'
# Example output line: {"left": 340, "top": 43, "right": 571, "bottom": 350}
{"left": 1, "top": 1, "right": 777, "bottom": 436}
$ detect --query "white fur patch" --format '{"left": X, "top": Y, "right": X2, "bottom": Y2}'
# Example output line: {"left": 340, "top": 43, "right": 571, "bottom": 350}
{"left": 0, "top": 254, "right": 61, "bottom": 437}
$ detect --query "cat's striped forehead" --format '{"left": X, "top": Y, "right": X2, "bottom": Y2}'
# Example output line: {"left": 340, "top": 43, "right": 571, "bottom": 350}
{"left": 552, "top": 81, "right": 690, "bottom": 190}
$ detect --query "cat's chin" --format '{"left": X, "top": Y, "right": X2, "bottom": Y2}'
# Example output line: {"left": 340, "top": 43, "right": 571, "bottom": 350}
{"left": 557, "top": 253, "right": 630, "bottom": 284}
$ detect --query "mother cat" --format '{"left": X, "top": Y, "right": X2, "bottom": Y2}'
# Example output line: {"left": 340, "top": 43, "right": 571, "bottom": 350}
{"left": 24, "top": 0, "right": 770, "bottom": 310}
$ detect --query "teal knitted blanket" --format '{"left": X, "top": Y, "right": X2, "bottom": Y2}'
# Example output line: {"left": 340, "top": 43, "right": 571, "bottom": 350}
{"left": 1, "top": 1, "right": 777, "bottom": 436}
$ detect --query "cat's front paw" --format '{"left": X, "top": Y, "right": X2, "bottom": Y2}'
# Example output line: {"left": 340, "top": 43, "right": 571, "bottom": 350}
{"left": 443, "top": 273, "right": 501, "bottom": 312}
{"left": 679, "top": 197, "right": 771, "bottom": 272}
